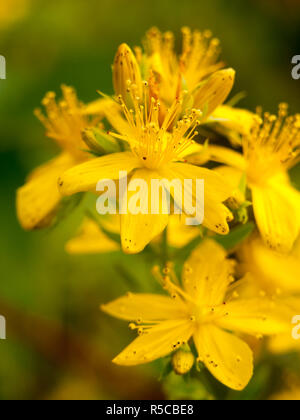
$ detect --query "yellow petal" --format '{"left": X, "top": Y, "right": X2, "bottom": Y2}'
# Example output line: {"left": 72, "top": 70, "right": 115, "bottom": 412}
{"left": 239, "top": 236, "right": 300, "bottom": 294}
{"left": 121, "top": 169, "right": 169, "bottom": 254}
{"left": 161, "top": 162, "right": 233, "bottom": 235}
{"left": 193, "top": 69, "right": 236, "bottom": 117}
{"left": 82, "top": 98, "right": 118, "bottom": 116}
{"left": 207, "top": 145, "right": 246, "bottom": 171}
{"left": 194, "top": 325, "right": 253, "bottom": 391}
{"left": 177, "top": 142, "right": 204, "bottom": 159}
{"left": 165, "top": 162, "right": 232, "bottom": 205}
{"left": 113, "top": 320, "right": 194, "bottom": 366}
{"left": 183, "top": 239, "right": 235, "bottom": 305}
{"left": 269, "top": 333, "right": 300, "bottom": 355}
{"left": 101, "top": 293, "right": 189, "bottom": 322}
{"left": 65, "top": 218, "right": 120, "bottom": 254}
{"left": 271, "top": 388, "right": 300, "bottom": 401}
{"left": 214, "top": 166, "right": 246, "bottom": 207}
{"left": 217, "top": 298, "right": 291, "bottom": 336}
{"left": 251, "top": 181, "right": 300, "bottom": 253}
{"left": 58, "top": 152, "right": 141, "bottom": 196}
{"left": 167, "top": 215, "right": 200, "bottom": 248}
{"left": 17, "top": 153, "right": 74, "bottom": 230}
{"left": 212, "top": 105, "right": 257, "bottom": 136}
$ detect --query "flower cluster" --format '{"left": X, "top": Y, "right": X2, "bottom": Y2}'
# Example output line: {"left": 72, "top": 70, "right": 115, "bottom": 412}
{"left": 17, "top": 27, "right": 300, "bottom": 394}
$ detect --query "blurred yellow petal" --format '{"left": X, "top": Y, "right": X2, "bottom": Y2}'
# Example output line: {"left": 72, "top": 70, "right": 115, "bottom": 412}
{"left": 212, "top": 105, "right": 257, "bottom": 139}
{"left": 121, "top": 169, "right": 169, "bottom": 254}
{"left": 17, "top": 153, "right": 74, "bottom": 230}
{"left": 269, "top": 333, "right": 300, "bottom": 355}
{"left": 183, "top": 239, "right": 235, "bottom": 305}
{"left": 271, "top": 388, "right": 300, "bottom": 401}
{"left": 194, "top": 69, "right": 236, "bottom": 117}
{"left": 239, "top": 236, "right": 300, "bottom": 294}
{"left": 65, "top": 218, "right": 120, "bottom": 254}
{"left": 58, "top": 152, "right": 141, "bottom": 196}
{"left": 113, "top": 320, "right": 194, "bottom": 366}
{"left": 167, "top": 216, "right": 200, "bottom": 248}
{"left": 206, "top": 145, "right": 246, "bottom": 171}
{"left": 194, "top": 325, "right": 253, "bottom": 391}
{"left": 251, "top": 182, "right": 300, "bottom": 253}
{"left": 82, "top": 98, "right": 118, "bottom": 116}
{"left": 102, "top": 293, "right": 189, "bottom": 322}
{"left": 217, "top": 298, "right": 291, "bottom": 336}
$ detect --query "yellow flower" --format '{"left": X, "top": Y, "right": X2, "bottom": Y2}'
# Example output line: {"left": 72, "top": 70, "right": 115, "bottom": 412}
{"left": 65, "top": 217, "right": 120, "bottom": 254}
{"left": 112, "top": 29, "right": 235, "bottom": 122}
{"left": 58, "top": 92, "right": 234, "bottom": 254}
{"left": 17, "top": 85, "right": 98, "bottom": 230}
{"left": 101, "top": 240, "right": 290, "bottom": 390}
{"left": 202, "top": 104, "right": 300, "bottom": 252}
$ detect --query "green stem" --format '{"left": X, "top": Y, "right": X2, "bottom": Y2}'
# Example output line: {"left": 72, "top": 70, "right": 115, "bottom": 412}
{"left": 162, "top": 226, "right": 168, "bottom": 266}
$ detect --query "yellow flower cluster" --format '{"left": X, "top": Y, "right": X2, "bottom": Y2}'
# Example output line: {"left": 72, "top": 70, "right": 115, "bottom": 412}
{"left": 16, "top": 28, "right": 300, "bottom": 394}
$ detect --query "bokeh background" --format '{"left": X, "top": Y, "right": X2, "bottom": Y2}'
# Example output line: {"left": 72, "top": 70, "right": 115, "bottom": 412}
{"left": 0, "top": 0, "right": 300, "bottom": 400}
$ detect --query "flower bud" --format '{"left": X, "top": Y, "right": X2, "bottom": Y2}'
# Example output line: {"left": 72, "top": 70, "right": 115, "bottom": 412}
{"left": 113, "top": 43, "right": 143, "bottom": 105}
{"left": 172, "top": 349, "right": 195, "bottom": 375}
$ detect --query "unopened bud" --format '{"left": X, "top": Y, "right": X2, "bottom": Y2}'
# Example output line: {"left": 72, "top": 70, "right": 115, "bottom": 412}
{"left": 172, "top": 349, "right": 195, "bottom": 375}
{"left": 113, "top": 43, "right": 143, "bottom": 105}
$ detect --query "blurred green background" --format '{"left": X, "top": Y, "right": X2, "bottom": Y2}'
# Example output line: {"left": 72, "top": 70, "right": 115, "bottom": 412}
{"left": 0, "top": 0, "right": 300, "bottom": 400}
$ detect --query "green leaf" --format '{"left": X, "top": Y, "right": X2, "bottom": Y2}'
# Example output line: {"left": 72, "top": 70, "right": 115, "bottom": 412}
{"left": 85, "top": 210, "right": 121, "bottom": 245}
{"left": 214, "top": 222, "right": 255, "bottom": 250}
{"left": 82, "top": 127, "right": 121, "bottom": 156}
{"left": 163, "top": 372, "right": 214, "bottom": 400}
{"left": 158, "top": 358, "right": 173, "bottom": 382}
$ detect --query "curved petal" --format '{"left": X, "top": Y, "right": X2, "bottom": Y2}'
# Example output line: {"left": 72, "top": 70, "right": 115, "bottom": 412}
{"left": 65, "top": 218, "right": 120, "bottom": 254}
{"left": 183, "top": 239, "right": 235, "bottom": 305}
{"left": 58, "top": 152, "right": 141, "bottom": 196}
{"left": 217, "top": 298, "right": 292, "bottom": 336}
{"left": 161, "top": 162, "right": 233, "bottom": 235}
{"left": 17, "top": 153, "right": 74, "bottom": 230}
{"left": 164, "top": 162, "right": 232, "bottom": 205}
{"left": 121, "top": 169, "right": 169, "bottom": 254}
{"left": 251, "top": 182, "right": 300, "bottom": 253}
{"left": 101, "top": 293, "right": 189, "bottom": 322}
{"left": 194, "top": 325, "right": 253, "bottom": 391}
{"left": 113, "top": 320, "right": 194, "bottom": 366}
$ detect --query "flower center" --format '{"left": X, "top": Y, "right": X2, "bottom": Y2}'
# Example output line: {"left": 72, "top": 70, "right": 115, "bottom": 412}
{"left": 109, "top": 84, "right": 202, "bottom": 170}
